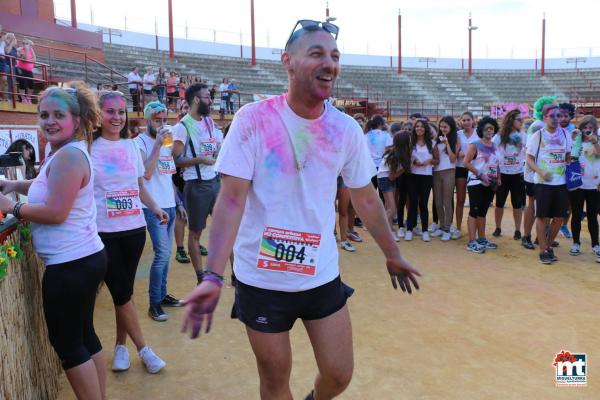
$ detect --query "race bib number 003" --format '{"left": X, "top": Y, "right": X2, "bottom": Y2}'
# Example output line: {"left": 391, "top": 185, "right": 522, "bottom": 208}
{"left": 105, "top": 190, "right": 142, "bottom": 218}
{"left": 257, "top": 227, "right": 321, "bottom": 276}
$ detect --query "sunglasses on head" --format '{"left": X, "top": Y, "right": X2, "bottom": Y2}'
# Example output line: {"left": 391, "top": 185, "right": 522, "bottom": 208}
{"left": 285, "top": 19, "right": 339, "bottom": 51}
{"left": 98, "top": 89, "right": 126, "bottom": 99}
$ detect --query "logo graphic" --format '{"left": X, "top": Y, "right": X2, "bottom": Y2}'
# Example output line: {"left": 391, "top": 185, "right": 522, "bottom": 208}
{"left": 554, "top": 350, "right": 587, "bottom": 387}
{"left": 256, "top": 316, "right": 268, "bottom": 325}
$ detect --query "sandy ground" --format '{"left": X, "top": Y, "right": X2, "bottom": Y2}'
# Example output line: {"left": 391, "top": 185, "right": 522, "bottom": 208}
{"left": 57, "top": 211, "right": 600, "bottom": 399}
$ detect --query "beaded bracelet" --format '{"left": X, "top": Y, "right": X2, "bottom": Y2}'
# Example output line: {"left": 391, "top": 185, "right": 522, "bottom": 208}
{"left": 12, "top": 202, "right": 24, "bottom": 220}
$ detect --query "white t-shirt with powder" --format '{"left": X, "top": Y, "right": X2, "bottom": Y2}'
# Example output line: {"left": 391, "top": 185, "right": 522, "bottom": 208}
{"left": 215, "top": 95, "right": 375, "bottom": 292}
{"left": 134, "top": 133, "right": 176, "bottom": 209}
{"left": 526, "top": 128, "right": 572, "bottom": 186}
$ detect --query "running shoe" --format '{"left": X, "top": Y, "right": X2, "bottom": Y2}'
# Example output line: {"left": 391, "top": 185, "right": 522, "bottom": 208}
{"left": 112, "top": 345, "right": 130, "bottom": 372}
{"left": 467, "top": 240, "right": 485, "bottom": 253}
{"left": 441, "top": 232, "right": 451, "bottom": 241}
{"left": 451, "top": 230, "right": 461, "bottom": 240}
{"left": 521, "top": 236, "right": 535, "bottom": 250}
{"left": 428, "top": 223, "right": 438, "bottom": 233}
{"left": 547, "top": 248, "right": 558, "bottom": 262}
{"left": 347, "top": 231, "right": 363, "bottom": 242}
{"left": 340, "top": 240, "right": 356, "bottom": 252}
{"left": 139, "top": 346, "right": 166, "bottom": 374}
{"left": 478, "top": 238, "right": 498, "bottom": 249}
{"left": 304, "top": 390, "right": 315, "bottom": 400}
{"left": 570, "top": 243, "right": 581, "bottom": 256}
{"left": 513, "top": 230, "right": 522, "bottom": 240}
{"left": 161, "top": 294, "right": 182, "bottom": 307}
{"left": 199, "top": 244, "right": 208, "bottom": 256}
{"left": 404, "top": 230, "right": 413, "bottom": 241}
{"left": 415, "top": 226, "right": 423, "bottom": 236}
{"left": 559, "top": 225, "right": 572, "bottom": 238}
{"left": 175, "top": 248, "right": 190, "bottom": 263}
{"left": 393, "top": 231, "right": 400, "bottom": 242}
{"left": 431, "top": 229, "right": 444, "bottom": 237}
{"left": 148, "top": 304, "right": 168, "bottom": 322}
{"left": 422, "top": 231, "right": 431, "bottom": 242}
{"left": 593, "top": 245, "right": 600, "bottom": 257}
{"left": 397, "top": 227, "right": 405, "bottom": 238}
{"left": 539, "top": 251, "right": 553, "bottom": 264}
{"left": 492, "top": 228, "right": 501, "bottom": 237}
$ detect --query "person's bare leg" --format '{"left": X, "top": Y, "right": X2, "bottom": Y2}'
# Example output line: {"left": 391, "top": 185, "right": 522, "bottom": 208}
{"left": 175, "top": 213, "right": 186, "bottom": 248}
{"left": 468, "top": 216, "right": 478, "bottom": 241}
{"left": 548, "top": 218, "right": 564, "bottom": 247}
{"left": 338, "top": 188, "right": 350, "bottom": 242}
{"left": 524, "top": 196, "right": 535, "bottom": 237}
{"left": 188, "top": 229, "right": 203, "bottom": 275}
{"left": 536, "top": 217, "right": 549, "bottom": 251}
{"left": 477, "top": 217, "right": 486, "bottom": 239}
{"left": 513, "top": 207, "right": 523, "bottom": 233}
{"left": 383, "top": 191, "right": 397, "bottom": 229}
{"left": 494, "top": 207, "right": 504, "bottom": 231}
{"left": 90, "top": 350, "right": 107, "bottom": 399}
{"left": 64, "top": 359, "right": 103, "bottom": 400}
{"left": 246, "top": 327, "right": 293, "bottom": 400}
{"left": 303, "top": 306, "right": 354, "bottom": 400}
{"left": 115, "top": 300, "right": 147, "bottom": 351}
{"left": 455, "top": 178, "right": 467, "bottom": 231}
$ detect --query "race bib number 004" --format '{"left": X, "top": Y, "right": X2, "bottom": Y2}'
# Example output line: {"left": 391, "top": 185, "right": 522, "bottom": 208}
{"left": 257, "top": 227, "right": 321, "bottom": 276}
{"left": 105, "top": 190, "right": 142, "bottom": 218}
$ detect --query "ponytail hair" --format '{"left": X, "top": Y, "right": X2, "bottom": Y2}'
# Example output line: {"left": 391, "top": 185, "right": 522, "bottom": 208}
{"left": 38, "top": 81, "right": 101, "bottom": 149}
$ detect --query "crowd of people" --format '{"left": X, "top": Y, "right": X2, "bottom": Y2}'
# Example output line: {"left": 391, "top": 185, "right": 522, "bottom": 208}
{"left": 0, "top": 24, "right": 38, "bottom": 103}
{"left": 126, "top": 65, "right": 240, "bottom": 117}
{"left": 3, "top": 17, "right": 600, "bottom": 400}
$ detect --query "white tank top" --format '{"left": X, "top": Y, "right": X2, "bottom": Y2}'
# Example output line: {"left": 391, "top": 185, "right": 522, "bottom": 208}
{"left": 28, "top": 141, "right": 104, "bottom": 265}
{"left": 456, "top": 129, "right": 478, "bottom": 168}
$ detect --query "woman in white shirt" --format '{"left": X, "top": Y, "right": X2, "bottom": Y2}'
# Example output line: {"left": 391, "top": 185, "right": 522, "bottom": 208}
{"left": 92, "top": 90, "right": 168, "bottom": 374}
{"left": 568, "top": 116, "right": 600, "bottom": 257}
{"left": 432, "top": 116, "right": 459, "bottom": 241}
{"left": 0, "top": 84, "right": 107, "bottom": 399}
{"left": 405, "top": 119, "right": 438, "bottom": 242}
{"left": 454, "top": 111, "right": 478, "bottom": 239}
{"left": 492, "top": 110, "right": 526, "bottom": 240}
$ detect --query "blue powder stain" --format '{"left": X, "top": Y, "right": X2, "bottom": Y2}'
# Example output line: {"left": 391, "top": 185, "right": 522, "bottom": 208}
{"left": 264, "top": 151, "right": 281, "bottom": 172}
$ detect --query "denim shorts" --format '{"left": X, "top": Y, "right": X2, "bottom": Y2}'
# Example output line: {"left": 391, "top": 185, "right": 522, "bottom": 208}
{"left": 377, "top": 177, "right": 396, "bottom": 193}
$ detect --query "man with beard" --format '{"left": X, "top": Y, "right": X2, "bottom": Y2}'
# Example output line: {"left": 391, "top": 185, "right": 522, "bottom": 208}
{"left": 180, "top": 21, "right": 421, "bottom": 400}
{"left": 135, "top": 101, "right": 183, "bottom": 321}
{"left": 172, "top": 84, "right": 223, "bottom": 284}
{"left": 557, "top": 102, "right": 577, "bottom": 239}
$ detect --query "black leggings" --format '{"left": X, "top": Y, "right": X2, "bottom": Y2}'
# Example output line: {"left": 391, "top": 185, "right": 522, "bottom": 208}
{"left": 569, "top": 189, "right": 600, "bottom": 246}
{"left": 468, "top": 184, "right": 495, "bottom": 218}
{"left": 99, "top": 228, "right": 146, "bottom": 306}
{"left": 495, "top": 173, "right": 524, "bottom": 209}
{"left": 407, "top": 174, "right": 432, "bottom": 231}
{"left": 396, "top": 174, "right": 409, "bottom": 228}
{"left": 43, "top": 250, "right": 107, "bottom": 370}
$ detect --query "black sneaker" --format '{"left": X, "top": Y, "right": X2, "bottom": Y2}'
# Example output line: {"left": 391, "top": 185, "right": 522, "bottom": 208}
{"left": 148, "top": 304, "right": 168, "bottom": 322}
{"left": 513, "top": 230, "right": 522, "bottom": 240}
{"left": 492, "top": 228, "right": 502, "bottom": 237}
{"left": 522, "top": 236, "right": 535, "bottom": 250}
{"left": 199, "top": 244, "right": 208, "bottom": 256}
{"left": 547, "top": 248, "right": 558, "bottom": 262}
{"left": 304, "top": 390, "right": 315, "bottom": 400}
{"left": 161, "top": 294, "right": 181, "bottom": 307}
{"left": 539, "top": 251, "right": 553, "bottom": 265}
{"left": 354, "top": 217, "right": 363, "bottom": 228}
{"left": 175, "top": 247, "right": 190, "bottom": 263}
{"left": 551, "top": 241, "right": 559, "bottom": 247}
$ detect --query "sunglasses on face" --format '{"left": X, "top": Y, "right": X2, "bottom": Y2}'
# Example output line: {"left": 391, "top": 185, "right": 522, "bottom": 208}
{"left": 285, "top": 19, "right": 339, "bottom": 51}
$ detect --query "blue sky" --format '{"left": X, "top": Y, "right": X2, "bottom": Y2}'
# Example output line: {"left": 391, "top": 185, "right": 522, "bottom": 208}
{"left": 54, "top": 0, "right": 599, "bottom": 59}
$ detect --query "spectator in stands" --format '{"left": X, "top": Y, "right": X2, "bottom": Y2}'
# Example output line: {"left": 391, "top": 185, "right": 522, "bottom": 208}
{"left": 6, "top": 139, "right": 36, "bottom": 179}
{"left": 127, "top": 67, "right": 143, "bottom": 111}
{"left": 16, "top": 39, "right": 36, "bottom": 104}
{"left": 166, "top": 71, "right": 178, "bottom": 109}
{"left": 156, "top": 67, "right": 166, "bottom": 104}
{"left": 0, "top": 30, "right": 7, "bottom": 101}
{"left": 219, "top": 78, "right": 229, "bottom": 117}
{"left": 143, "top": 66, "right": 156, "bottom": 102}
{"left": 227, "top": 79, "right": 239, "bottom": 114}
{"left": 209, "top": 84, "right": 217, "bottom": 102}
{"left": 4, "top": 33, "right": 17, "bottom": 99}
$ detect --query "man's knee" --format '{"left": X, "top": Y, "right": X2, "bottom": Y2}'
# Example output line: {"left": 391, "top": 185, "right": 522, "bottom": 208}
{"left": 257, "top": 356, "right": 291, "bottom": 392}
{"left": 320, "top": 363, "right": 354, "bottom": 393}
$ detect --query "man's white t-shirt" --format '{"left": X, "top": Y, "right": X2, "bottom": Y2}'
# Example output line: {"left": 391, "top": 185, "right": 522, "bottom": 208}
{"left": 91, "top": 138, "right": 146, "bottom": 233}
{"left": 526, "top": 128, "right": 572, "bottom": 186}
{"left": 172, "top": 114, "right": 224, "bottom": 181}
{"left": 365, "top": 129, "right": 392, "bottom": 168}
{"left": 134, "top": 133, "right": 176, "bottom": 209}
{"left": 215, "top": 95, "right": 376, "bottom": 292}
{"left": 492, "top": 131, "right": 526, "bottom": 175}
{"left": 127, "top": 71, "right": 142, "bottom": 90}
{"left": 143, "top": 73, "right": 155, "bottom": 91}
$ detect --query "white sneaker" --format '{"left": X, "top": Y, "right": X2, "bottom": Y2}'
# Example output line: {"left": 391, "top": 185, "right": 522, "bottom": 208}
{"left": 450, "top": 225, "right": 456, "bottom": 233}
{"left": 397, "top": 227, "right": 405, "bottom": 238}
{"left": 392, "top": 231, "right": 400, "bottom": 242}
{"left": 340, "top": 240, "right": 356, "bottom": 252}
{"left": 441, "top": 232, "right": 451, "bottom": 241}
{"left": 415, "top": 226, "right": 423, "bottom": 236}
{"left": 570, "top": 243, "right": 581, "bottom": 256}
{"left": 404, "top": 230, "right": 413, "bottom": 241}
{"left": 139, "top": 346, "right": 166, "bottom": 374}
{"left": 451, "top": 230, "right": 461, "bottom": 240}
{"left": 422, "top": 231, "right": 431, "bottom": 242}
{"left": 112, "top": 345, "right": 130, "bottom": 372}
{"left": 431, "top": 229, "right": 444, "bottom": 237}
{"left": 428, "top": 223, "right": 438, "bottom": 233}
{"left": 593, "top": 245, "right": 600, "bottom": 257}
